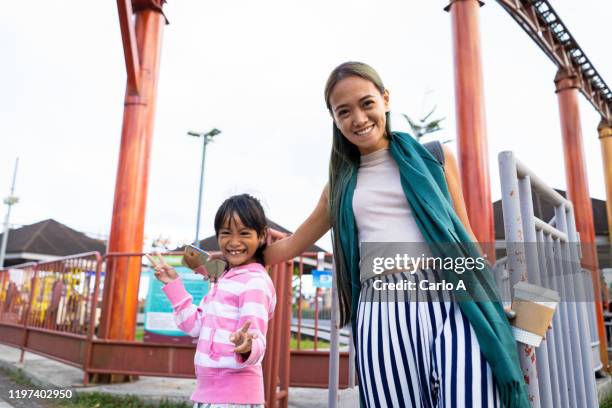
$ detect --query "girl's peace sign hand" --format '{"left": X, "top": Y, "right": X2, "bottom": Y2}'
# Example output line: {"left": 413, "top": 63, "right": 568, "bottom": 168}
{"left": 230, "top": 320, "right": 258, "bottom": 355}
{"left": 146, "top": 252, "right": 179, "bottom": 284}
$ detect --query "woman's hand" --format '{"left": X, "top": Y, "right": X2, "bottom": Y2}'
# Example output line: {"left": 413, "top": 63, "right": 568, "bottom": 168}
{"left": 504, "top": 307, "right": 553, "bottom": 340}
{"left": 504, "top": 307, "right": 516, "bottom": 320}
{"left": 230, "top": 320, "right": 258, "bottom": 355}
{"left": 146, "top": 253, "right": 178, "bottom": 284}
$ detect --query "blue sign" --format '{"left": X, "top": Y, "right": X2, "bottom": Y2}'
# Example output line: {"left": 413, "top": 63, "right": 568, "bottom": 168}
{"left": 312, "top": 269, "right": 333, "bottom": 288}
{"left": 144, "top": 255, "right": 209, "bottom": 336}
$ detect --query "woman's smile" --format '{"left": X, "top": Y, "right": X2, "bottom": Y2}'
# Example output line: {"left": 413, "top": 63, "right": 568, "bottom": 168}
{"left": 328, "top": 75, "right": 390, "bottom": 155}
{"left": 354, "top": 124, "right": 375, "bottom": 136}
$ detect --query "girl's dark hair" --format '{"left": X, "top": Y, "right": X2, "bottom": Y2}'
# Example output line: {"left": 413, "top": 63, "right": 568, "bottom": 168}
{"left": 214, "top": 194, "right": 268, "bottom": 265}
{"left": 324, "top": 61, "right": 392, "bottom": 327}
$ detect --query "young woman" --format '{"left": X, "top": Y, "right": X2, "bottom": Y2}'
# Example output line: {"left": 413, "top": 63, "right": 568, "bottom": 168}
{"left": 265, "top": 62, "right": 528, "bottom": 408}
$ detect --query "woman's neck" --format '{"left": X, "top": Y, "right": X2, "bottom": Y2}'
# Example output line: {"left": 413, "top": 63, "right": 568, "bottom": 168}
{"left": 357, "top": 135, "right": 389, "bottom": 155}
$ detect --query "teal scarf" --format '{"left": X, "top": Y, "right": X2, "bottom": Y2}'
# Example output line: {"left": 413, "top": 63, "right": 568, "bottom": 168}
{"left": 338, "top": 132, "right": 529, "bottom": 408}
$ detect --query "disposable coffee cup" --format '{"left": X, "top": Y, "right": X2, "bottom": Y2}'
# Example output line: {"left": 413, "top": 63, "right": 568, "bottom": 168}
{"left": 510, "top": 281, "right": 560, "bottom": 347}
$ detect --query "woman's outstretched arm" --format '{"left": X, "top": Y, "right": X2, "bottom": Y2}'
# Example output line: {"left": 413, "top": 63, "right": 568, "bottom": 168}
{"left": 264, "top": 185, "right": 331, "bottom": 265}
{"left": 441, "top": 144, "right": 478, "bottom": 242}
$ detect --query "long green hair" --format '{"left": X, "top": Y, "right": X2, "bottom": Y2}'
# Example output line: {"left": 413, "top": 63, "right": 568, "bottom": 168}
{"left": 324, "top": 61, "right": 392, "bottom": 327}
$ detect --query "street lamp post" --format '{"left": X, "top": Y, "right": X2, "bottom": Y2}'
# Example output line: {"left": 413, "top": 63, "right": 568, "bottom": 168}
{"left": 187, "top": 128, "right": 221, "bottom": 246}
{"left": 0, "top": 158, "right": 19, "bottom": 268}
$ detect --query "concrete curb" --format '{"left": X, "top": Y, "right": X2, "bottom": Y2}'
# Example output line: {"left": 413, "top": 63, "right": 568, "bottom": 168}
{"left": 598, "top": 375, "right": 612, "bottom": 403}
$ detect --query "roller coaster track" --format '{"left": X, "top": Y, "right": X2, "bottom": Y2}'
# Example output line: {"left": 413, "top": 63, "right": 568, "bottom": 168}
{"left": 495, "top": 0, "right": 612, "bottom": 122}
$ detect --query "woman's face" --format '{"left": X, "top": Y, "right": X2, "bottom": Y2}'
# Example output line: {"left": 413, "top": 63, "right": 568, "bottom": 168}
{"left": 328, "top": 75, "right": 390, "bottom": 155}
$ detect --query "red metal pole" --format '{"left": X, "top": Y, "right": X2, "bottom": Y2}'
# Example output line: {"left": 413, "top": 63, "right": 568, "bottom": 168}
{"left": 599, "top": 120, "right": 612, "bottom": 251}
{"left": 279, "top": 260, "right": 292, "bottom": 408}
{"left": 20, "top": 268, "right": 38, "bottom": 363}
{"left": 83, "top": 253, "right": 103, "bottom": 385}
{"left": 100, "top": 3, "right": 166, "bottom": 341}
{"left": 314, "top": 288, "right": 320, "bottom": 351}
{"left": 447, "top": 0, "right": 496, "bottom": 259}
{"left": 0, "top": 270, "right": 7, "bottom": 319}
{"left": 297, "top": 257, "right": 303, "bottom": 350}
{"left": 555, "top": 67, "right": 609, "bottom": 367}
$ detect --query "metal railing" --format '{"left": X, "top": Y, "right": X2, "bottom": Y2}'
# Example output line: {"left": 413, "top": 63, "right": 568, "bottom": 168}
{"left": 290, "top": 253, "right": 356, "bottom": 393}
{"left": 499, "top": 151, "right": 600, "bottom": 407}
{"left": 0, "top": 229, "right": 293, "bottom": 407}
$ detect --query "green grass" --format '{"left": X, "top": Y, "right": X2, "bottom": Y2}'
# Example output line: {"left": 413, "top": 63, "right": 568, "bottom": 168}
{"left": 55, "top": 393, "right": 190, "bottom": 408}
{"left": 601, "top": 395, "right": 612, "bottom": 408}
{"left": 0, "top": 366, "right": 36, "bottom": 387}
{"left": 290, "top": 336, "right": 330, "bottom": 350}
{"left": 135, "top": 327, "right": 144, "bottom": 341}
{"left": 0, "top": 366, "right": 189, "bottom": 408}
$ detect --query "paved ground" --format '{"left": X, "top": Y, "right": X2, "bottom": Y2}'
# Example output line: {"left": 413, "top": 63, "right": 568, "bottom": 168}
{"left": 0, "top": 344, "right": 360, "bottom": 407}
{"left": 0, "top": 367, "right": 55, "bottom": 408}
{"left": 8, "top": 341, "right": 612, "bottom": 407}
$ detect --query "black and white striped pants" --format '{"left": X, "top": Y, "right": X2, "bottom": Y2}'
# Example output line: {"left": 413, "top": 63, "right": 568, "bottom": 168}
{"left": 356, "top": 270, "right": 501, "bottom": 408}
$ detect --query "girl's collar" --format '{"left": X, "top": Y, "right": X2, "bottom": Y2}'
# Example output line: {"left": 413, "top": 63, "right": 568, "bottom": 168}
{"left": 224, "top": 262, "right": 266, "bottom": 278}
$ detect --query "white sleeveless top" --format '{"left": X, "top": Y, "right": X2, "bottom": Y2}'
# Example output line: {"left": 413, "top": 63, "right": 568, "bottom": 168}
{"left": 353, "top": 148, "right": 428, "bottom": 281}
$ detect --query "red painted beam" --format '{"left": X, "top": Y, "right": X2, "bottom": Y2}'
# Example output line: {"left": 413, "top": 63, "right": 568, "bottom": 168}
{"left": 100, "top": 6, "right": 166, "bottom": 341}
{"left": 116, "top": 0, "right": 140, "bottom": 94}
{"left": 555, "top": 67, "right": 609, "bottom": 367}
{"left": 448, "top": 0, "right": 496, "bottom": 259}
{"left": 289, "top": 350, "right": 354, "bottom": 389}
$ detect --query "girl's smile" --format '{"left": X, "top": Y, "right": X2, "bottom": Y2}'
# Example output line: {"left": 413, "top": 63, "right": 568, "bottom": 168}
{"left": 218, "top": 214, "right": 262, "bottom": 267}
{"left": 328, "top": 75, "right": 390, "bottom": 155}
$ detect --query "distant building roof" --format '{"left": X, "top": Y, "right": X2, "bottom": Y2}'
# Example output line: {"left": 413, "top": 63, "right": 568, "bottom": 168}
{"left": 493, "top": 189, "right": 608, "bottom": 239}
{"left": 0, "top": 219, "right": 106, "bottom": 266}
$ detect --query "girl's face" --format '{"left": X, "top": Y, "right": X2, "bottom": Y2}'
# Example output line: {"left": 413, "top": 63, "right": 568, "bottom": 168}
{"left": 328, "top": 75, "right": 390, "bottom": 155}
{"left": 217, "top": 213, "right": 263, "bottom": 267}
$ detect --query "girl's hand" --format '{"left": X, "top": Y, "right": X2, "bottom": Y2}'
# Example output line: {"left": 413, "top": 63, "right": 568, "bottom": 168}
{"left": 146, "top": 253, "right": 178, "bottom": 284}
{"left": 230, "top": 320, "right": 258, "bottom": 355}
{"left": 206, "top": 252, "right": 227, "bottom": 263}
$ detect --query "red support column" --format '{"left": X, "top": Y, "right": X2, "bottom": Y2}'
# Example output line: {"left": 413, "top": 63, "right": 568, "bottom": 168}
{"left": 99, "top": 3, "right": 166, "bottom": 343}
{"left": 555, "top": 68, "right": 609, "bottom": 367}
{"left": 447, "top": 0, "right": 496, "bottom": 260}
{"left": 599, "top": 120, "right": 612, "bottom": 250}
{"left": 598, "top": 119, "right": 612, "bottom": 360}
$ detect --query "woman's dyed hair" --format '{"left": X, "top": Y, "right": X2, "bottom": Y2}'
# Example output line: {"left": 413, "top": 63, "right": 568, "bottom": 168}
{"left": 324, "top": 62, "right": 392, "bottom": 327}
{"left": 214, "top": 194, "right": 268, "bottom": 265}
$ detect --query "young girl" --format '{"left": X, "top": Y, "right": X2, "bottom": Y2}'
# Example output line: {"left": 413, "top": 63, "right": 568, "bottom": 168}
{"left": 147, "top": 194, "right": 276, "bottom": 408}
{"left": 264, "top": 62, "right": 529, "bottom": 407}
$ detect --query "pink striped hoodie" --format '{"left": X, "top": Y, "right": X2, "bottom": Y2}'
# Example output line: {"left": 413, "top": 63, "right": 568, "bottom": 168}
{"left": 162, "top": 262, "right": 276, "bottom": 404}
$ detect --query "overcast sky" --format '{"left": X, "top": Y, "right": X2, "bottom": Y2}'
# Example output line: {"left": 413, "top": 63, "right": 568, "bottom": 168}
{"left": 1, "top": 0, "right": 610, "bottom": 252}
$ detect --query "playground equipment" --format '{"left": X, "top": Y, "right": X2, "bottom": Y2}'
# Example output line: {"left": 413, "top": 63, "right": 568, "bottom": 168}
{"left": 101, "top": 0, "right": 611, "bottom": 370}
{"left": 3, "top": 0, "right": 609, "bottom": 406}
{"left": 0, "top": 234, "right": 293, "bottom": 407}
{"left": 498, "top": 151, "right": 600, "bottom": 407}
{"left": 447, "top": 0, "right": 611, "bottom": 366}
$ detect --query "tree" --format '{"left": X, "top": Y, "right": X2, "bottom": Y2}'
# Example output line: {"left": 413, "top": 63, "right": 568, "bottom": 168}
{"left": 401, "top": 106, "right": 447, "bottom": 142}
